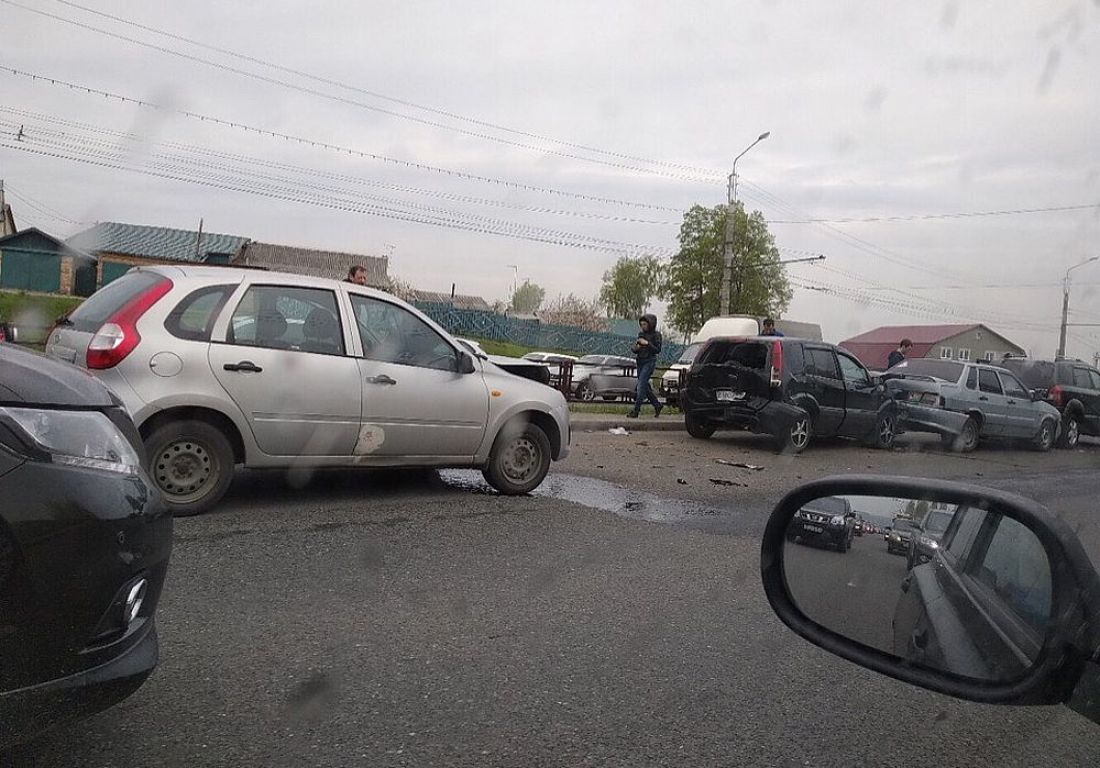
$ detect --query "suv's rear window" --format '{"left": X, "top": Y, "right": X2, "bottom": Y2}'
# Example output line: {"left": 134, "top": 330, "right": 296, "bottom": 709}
{"left": 887, "top": 358, "right": 964, "bottom": 382}
{"left": 67, "top": 271, "right": 167, "bottom": 333}
{"left": 698, "top": 340, "right": 768, "bottom": 368}
{"left": 1001, "top": 359, "right": 1055, "bottom": 388}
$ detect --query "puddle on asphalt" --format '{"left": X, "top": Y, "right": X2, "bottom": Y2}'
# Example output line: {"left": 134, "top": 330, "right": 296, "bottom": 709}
{"left": 440, "top": 470, "right": 732, "bottom": 525}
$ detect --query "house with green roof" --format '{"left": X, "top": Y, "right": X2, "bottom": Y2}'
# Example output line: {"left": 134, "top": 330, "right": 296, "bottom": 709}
{"left": 66, "top": 221, "right": 250, "bottom": 288}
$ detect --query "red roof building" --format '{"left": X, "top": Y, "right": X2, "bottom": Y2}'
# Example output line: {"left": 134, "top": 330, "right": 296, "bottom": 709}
{"left": 839, "top": 324, "right": 1026, "bottom": 370}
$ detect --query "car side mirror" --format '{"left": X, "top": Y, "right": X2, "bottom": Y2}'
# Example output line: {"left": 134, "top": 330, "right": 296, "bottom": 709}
{"left": 760, "top": 475, "right": 1100, "bottom": 724}
{"left": 1031, "top": 390, "right": 1042, "bottom": 402}
{"left": 457, "top": 351, "right": 476, "bottom": 374}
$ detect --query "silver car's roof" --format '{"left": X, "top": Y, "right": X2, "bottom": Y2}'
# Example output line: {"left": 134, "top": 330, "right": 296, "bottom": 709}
{"left": 139, "top": 264, "right": 414, "bottom": 309}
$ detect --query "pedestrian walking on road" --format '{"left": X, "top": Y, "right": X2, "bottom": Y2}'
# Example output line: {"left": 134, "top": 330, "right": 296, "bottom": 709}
{"left": 628, "top": 313, "right": 663, "bottom": 418}
{"left": 887, "top": 338, "right": 913, "bottom": 369}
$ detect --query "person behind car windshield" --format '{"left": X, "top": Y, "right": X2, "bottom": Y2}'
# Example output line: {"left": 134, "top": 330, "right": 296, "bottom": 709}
{"left": 628, "top": 313, "right": 663, "bottom": 419}
{"left": 887, "top": 338, "right": 913, "bottom": 369}
{"left": 346, "top": 265, "right": 368, "bottom": 286}
{"left": 761, "top": 317, "right": 784, "bottom": 337}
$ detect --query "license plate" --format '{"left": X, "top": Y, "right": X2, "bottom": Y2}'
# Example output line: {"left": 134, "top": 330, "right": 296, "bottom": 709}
{"left": 803, "top": 524, "right": 824, "bottom": 533}
{"left": 716, "top": 390, "right": 746, "bottom": 402}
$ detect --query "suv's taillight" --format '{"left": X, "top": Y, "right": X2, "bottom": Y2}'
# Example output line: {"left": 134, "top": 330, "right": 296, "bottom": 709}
{"left": 769, "top": 340, "right": 784, "bottom": 387}
{"left": 86, "top": 278, "right": 173, "bottom": 370}
{"left": 1048, "top": 385, "right": 1064, "bottom": 408}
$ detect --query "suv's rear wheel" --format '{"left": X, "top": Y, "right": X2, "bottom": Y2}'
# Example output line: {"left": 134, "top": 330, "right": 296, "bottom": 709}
{"left": 1059, "top": 412, "right": 1081, "bottom": 449}
{"left": 1033, "top": 419, "right": 1056, "bottom": 452}
{"left": 145, "top": 420, "right": 235, "bottom": 517}
{"left": 576, "top": 382, "right": 596, "bottom": 402}
{"left": 685, "top": 412, "right": 716, "bottom": 440}
{"left": 483, "top": 422, "right": 552, "bottom": 495}
{"left": 776, "top": 413, "right": 813, "bottom": 454}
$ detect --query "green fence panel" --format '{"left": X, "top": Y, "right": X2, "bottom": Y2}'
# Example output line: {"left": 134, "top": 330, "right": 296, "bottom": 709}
{"left": 413, "top": 303, "right": 686, "bottom": 365}
{"left": 0, "top": 248, "right": 61, "bottom": 293}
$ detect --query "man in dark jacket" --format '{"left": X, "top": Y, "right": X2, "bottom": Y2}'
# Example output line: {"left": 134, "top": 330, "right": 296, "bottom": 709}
{"left": 628, "top": 313, "right": 663, "bottom": 418}
{"left": 887, "top": 338, "right": 913, "bottom": 369}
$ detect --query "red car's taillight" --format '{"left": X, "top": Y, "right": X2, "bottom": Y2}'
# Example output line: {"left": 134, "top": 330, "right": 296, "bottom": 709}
{"left": 86, "top": 278, "right": 173, "bottom": 370}
{"left": 1048, "top": 385, "right": 1064, "bottom": 408}
{"left": 769, "top": 340, "right": 784, "bottom": 387}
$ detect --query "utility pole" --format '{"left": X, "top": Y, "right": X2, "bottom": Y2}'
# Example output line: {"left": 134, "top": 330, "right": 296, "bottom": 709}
{"left": 720, "top": 132, "right": 770, "bottom": 316}
{"left": 1058, "top": 256, "right": 1099, "bottom": 358}
{"left": 193, "top": 217, "right": 204, "bottom": 261}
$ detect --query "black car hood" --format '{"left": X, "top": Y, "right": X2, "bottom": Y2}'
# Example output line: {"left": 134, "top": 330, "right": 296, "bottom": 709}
{"left": 0, "top": 343, "right": 115, "bottom": 407}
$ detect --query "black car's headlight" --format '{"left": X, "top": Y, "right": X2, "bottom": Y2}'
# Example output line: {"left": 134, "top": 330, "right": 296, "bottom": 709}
{"left": 0, "top": 407, "right": 142, "bottom": 475}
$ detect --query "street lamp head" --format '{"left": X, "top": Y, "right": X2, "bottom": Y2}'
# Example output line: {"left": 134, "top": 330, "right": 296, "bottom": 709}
{"left": 758, "top": 131, "right": 771, "bottom": 141}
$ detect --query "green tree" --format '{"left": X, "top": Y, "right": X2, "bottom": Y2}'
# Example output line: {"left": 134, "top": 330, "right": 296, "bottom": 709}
{"left": 510, "top": 281, "right": 545, "bottom": 314}
{"left": 660, "top": 202, "right": 792, "bottom": 337}
{"left": 599, "top": 255, "right": 661, "bottom": 319}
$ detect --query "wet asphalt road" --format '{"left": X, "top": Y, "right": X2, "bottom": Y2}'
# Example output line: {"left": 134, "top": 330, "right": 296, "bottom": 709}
{"left": 25, "top": 431, "right": 1100, "bottom": 767}
{"left": 784, "top": 534, "right": 908, "bottom": 656}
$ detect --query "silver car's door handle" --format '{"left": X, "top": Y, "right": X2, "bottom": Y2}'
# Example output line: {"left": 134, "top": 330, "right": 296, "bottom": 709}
{"left": 224, "top": 361, "right": 263, "bottom": 373}
{"left": 366, "top": 374, "right": 397, "bottom": 386}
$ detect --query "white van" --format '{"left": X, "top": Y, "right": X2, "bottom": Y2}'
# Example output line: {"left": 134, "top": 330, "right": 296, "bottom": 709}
{"left": 660, "top": 317, "right": 759, "bottom": 405}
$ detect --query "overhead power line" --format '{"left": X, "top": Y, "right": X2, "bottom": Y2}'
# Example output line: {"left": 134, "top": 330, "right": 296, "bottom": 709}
{"left": 768, "top": 202, "right": 1100, "bottom": 223}
{"left": 0, "top": 75, "right": 686, "bottom": 214}
{"left": 50, "top": 0, "right": 723, "bottom": 180}
{"left": 3, "top": 184, "right": 86, "bottom": 225}
{"left": 1, "top": 0, "right": 719, "bottom": 184}
{"left": 0, "top": 120, "right": 681, "bottom": 256}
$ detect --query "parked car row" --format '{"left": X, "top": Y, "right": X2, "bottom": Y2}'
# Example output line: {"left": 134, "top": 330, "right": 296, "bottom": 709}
{"left": 680, "top": 333, "right": 1077, "bottom": 456}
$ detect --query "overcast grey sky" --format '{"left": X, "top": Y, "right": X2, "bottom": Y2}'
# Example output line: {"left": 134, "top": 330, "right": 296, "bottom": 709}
{"left": 2, "top": 0, "right": 1098, "bottom": 356}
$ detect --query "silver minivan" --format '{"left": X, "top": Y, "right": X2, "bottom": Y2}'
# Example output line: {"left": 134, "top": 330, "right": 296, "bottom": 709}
{"left": 46, "top": 266, "right": 571, "bottom": 515}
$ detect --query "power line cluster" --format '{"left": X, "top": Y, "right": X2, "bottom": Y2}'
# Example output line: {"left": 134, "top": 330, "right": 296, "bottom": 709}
{"left": 0, "top": 114, "right": 683, "bottom": 257}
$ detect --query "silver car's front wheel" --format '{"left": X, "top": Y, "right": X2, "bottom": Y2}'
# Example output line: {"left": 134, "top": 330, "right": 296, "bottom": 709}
{"left": 483, "top": 422, "right": 552, "bottom": 495}
{"left": 1033, "top": 419, "right": 1056, "bottom": 452}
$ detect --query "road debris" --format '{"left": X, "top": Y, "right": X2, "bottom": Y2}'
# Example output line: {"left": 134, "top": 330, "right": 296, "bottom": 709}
{"left": 716, "top": 459, "right": 765, "bottom": 471}
{"left": 608, "top": 427, "right": 631, "bottom": 436}
{"left": 709, "top": 478, "right": 748, "bottom": 487}
{"left": 677, "top": 478, "right": 688, "bottom": 485}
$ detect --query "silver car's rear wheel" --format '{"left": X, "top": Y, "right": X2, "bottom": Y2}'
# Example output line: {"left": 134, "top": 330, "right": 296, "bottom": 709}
{"left": 483, "top": 422, "right": 552, "bottom": 495}
{"left": 145, "top": 419, "right": 235, "bottom": 516}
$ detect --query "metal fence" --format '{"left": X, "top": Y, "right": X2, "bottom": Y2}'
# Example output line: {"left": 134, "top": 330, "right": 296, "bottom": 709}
{"left": 413, "top": 303, "right": 686, "bottom": 364}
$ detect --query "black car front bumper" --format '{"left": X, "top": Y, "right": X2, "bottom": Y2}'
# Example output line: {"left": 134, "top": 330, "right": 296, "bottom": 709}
{"left": 787, "top": 520, "right": 849, "bottom": 549}
{"left": 0, "top": 459, "right": 171, "bottom": 747}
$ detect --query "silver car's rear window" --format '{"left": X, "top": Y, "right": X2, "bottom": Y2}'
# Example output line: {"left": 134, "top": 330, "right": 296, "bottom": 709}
{"left": 67, "top": 271, "right": 166, "bottom": 333}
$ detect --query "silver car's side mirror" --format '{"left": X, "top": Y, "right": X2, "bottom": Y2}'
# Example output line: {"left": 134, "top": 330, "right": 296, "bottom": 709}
{"left": 457, "top": 351, "right": 476, "bottom": 374}
{"left": 760, "top": 475, "right": 1100, "bottom": 725}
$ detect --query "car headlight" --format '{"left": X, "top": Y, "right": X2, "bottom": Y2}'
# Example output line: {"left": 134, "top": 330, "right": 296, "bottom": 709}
{"left": 0, "top": 407, "right": 141, "bottom": 474}
{"left": 830, "top": 515, "right": 845, "bottom": 526}
{"left": 919, "top": 536, "right": 939, "bottom": 549}
{"left": 890, "top": 533, "right": 901, "bottom": 541}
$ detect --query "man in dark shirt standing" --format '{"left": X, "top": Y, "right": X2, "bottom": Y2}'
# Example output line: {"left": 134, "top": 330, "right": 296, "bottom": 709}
{"left": 761, "top": 317, "right": 784, "bottom": 337}
{"left": 628, "top": 313, "right": 663, "bottom": 418}
{"left": 887, "top": 338, "right": 913, "bottom": 369}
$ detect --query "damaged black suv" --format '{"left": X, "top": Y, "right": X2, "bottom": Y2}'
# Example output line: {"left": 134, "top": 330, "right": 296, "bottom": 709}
{"left": 681, "top": 336, "right": 898, "bottom": 453}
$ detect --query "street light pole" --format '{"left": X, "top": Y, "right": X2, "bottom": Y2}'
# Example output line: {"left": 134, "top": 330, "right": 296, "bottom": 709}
{"left": 1058, "top": 256, "right": 1099, "bottom": 358}
{"left": 720, "top": 131, "right": 770, "bottom": 316}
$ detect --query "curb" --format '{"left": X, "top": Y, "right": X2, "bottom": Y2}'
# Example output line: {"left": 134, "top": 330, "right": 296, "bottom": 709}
{"left": 571, "top": 417, "right": 685, "bottom": 432}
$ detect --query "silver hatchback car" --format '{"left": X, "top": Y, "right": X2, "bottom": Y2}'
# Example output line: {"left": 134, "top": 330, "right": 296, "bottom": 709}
{"left": 46, "top": 266, "right": 570, "bottom": 515}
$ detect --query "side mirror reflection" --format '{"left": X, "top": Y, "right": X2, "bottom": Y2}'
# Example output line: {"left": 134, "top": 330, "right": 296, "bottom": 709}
{"left": 783, "top": 493, "right": 1052, "bottom": 682}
